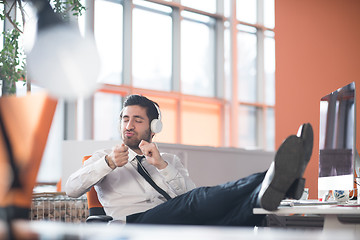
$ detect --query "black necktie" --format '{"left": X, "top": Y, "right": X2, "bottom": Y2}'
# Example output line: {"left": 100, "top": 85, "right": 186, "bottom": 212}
{"left": 136, "top": 156, "right": 172, "bottom": 201}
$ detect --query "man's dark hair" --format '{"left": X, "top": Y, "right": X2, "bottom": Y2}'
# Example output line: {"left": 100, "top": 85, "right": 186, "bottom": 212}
{"left": 121, "top": 95, "right": 160, "bottom": 123}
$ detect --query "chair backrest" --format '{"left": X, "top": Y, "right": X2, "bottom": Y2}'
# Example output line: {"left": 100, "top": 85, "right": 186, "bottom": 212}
{"left": 82, "top": 156, "right": 106, "bottom": 216}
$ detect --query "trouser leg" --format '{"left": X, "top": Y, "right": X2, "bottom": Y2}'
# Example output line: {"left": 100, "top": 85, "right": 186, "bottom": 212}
{"left": 127, "top": 171, "right": 266, "bottom": 226}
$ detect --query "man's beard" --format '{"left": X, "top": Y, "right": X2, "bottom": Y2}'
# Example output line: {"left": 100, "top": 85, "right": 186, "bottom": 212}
{"left": 122, "top": 128, "right": 152, "bottom": 150}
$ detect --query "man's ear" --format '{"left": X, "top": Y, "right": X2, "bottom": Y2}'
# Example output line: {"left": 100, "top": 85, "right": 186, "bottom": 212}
{"left": 118, "top": 119, "right": 122, "bottom": 132}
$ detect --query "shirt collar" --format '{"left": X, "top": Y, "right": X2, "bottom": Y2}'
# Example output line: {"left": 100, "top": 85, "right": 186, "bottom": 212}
{"left": 128, "top": 147, "right": 144, "bottom": 162}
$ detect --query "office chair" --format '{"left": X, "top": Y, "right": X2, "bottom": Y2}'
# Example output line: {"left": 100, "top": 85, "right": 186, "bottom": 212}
{"left": 82, "top": 156, "right": 113, "bottom": 223}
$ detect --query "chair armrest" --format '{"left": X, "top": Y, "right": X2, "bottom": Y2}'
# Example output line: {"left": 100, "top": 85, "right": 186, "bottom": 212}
{"left": 86, "top": 215, "right": 113, "bottom": 223}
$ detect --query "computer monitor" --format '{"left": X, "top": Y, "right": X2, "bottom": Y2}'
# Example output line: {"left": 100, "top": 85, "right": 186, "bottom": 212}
{"left": 318, "top": 82, "right": 356, "bottom": 191}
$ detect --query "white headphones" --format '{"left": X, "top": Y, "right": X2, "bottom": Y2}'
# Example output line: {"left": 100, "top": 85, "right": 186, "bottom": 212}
{"left": 150, "top": 103, "right": 163, "bottom": 134}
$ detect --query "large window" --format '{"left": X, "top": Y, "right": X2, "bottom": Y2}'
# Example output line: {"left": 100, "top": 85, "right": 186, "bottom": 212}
{"left": 132, "top": 2, "right": 172, "bottom": 91}
{"left": 181, "top": 11, "right": 215, "bottom": 97}
{"left": 90, "top": 0, "right": 275, "bottom": 150}
{"left": 94, "top": 0, "right": 124, "bottom": 85}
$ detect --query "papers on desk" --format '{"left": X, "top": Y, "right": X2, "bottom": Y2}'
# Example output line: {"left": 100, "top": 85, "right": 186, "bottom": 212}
{"left": 281, "top": 199, "right": 360, "bottom": 207}
{"left": 280, "top": 199, "right": 338, "bottom": 207}
{"left": 335, "top": 203, "right": 360, "bottom": 207}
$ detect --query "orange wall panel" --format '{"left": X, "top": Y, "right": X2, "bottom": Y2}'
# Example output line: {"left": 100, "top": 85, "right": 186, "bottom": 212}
{"left": 275, "top": 0, "right": 360, "bottom": 198}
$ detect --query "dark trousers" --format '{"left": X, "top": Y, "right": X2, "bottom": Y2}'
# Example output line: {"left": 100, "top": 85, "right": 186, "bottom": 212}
{"left": 127, "top": 171, "right": 266, "bottom": 226}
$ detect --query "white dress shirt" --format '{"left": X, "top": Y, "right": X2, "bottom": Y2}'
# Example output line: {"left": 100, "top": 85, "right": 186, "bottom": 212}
{"left": 65, "top": 147, "right": 196, "bottom": 221}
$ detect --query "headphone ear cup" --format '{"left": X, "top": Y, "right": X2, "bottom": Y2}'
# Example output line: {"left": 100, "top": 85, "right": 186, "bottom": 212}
{"left": 151, "top": 119, "right": 163, "bottom": 134}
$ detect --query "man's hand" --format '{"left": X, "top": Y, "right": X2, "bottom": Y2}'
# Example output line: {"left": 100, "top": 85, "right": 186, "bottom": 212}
{"left": 106, "top": 144, "right": 129, "bottom": 169}
{"left": 139, "top": 140, "right": 168, "bottom": 170}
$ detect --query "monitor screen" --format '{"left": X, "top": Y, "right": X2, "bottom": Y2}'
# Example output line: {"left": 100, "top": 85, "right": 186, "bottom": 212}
{"left": 318, "top": 82, "right": 355, "bottom": 191}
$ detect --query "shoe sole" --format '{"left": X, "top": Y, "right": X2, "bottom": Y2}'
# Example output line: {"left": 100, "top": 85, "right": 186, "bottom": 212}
{"left": 286, "top": 123, "right": 314, "bottom": 199}
{"left": 261, "top": 135, "right": 304, "bottom": 211}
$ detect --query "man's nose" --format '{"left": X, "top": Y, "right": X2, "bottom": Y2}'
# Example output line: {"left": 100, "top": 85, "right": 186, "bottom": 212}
{"left": 126, "top": 119, "right": 135, "bottom": 130}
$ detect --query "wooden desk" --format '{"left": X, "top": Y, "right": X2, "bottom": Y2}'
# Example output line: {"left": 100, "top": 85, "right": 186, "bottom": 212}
{"left": 254, "top": 200, "right": 360, "bottom": 233}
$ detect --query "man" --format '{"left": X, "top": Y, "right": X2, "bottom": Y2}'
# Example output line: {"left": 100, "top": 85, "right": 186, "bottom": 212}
{"left": 66, "top": 94, "right": 313, "bottom": 226}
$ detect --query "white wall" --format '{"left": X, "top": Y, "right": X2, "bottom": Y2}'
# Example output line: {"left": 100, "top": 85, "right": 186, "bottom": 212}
{"left": 62, "top": 140, "right": 274, "bottom": 190}
{"left": 157, "top": 143, "right": 274, "bottom": 187}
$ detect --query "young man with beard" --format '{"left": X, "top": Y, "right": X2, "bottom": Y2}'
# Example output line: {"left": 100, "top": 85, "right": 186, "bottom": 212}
{"left": 66, "top": 94, "right": 313, "bottom": 226}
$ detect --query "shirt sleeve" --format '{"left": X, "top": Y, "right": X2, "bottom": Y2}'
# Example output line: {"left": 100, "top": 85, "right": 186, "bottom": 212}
{"left": 158, "top": 153, "right": 196, "bottom": 195}
{"left": 65, "top": 149, "right": 114, "bottom": 198}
